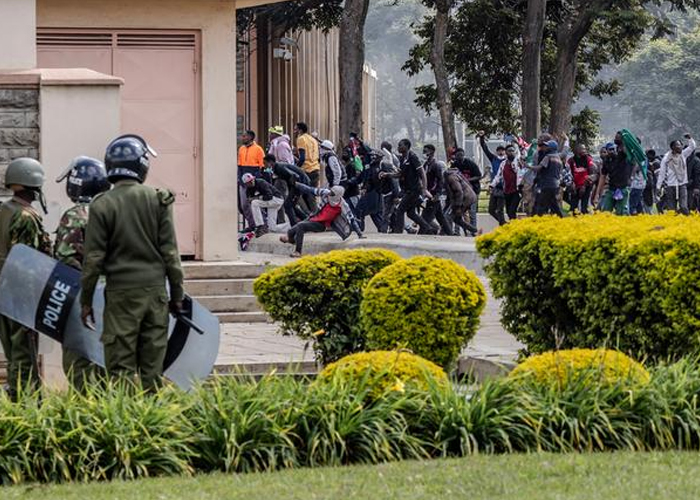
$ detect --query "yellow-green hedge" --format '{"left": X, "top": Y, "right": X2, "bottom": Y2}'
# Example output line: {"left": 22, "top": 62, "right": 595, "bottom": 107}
{"left": 318, "top": 350, "right": 447, "bottom": 397}
{"left": 477, "top": 213, "right": 700, "bottom": 359}
{"left": 510, "top": 348, "right": 650, "bottom": 388}
{"left": 360, "top": 256, "right": 486, "bottom": 369}
{"left": 253, "top": 249, "right": 401, "bottom": 364}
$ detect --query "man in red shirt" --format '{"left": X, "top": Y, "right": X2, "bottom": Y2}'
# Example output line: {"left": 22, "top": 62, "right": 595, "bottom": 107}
{"left": 567, "top": 144, "right": 596, "bottom": 214}
{"left": 280, "top": 186, "right": 345, "bottom": 257}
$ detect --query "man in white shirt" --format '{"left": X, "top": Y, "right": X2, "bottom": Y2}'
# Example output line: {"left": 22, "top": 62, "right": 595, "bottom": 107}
{"left": 657, "top": 133, "right": 696, "bottom": 215}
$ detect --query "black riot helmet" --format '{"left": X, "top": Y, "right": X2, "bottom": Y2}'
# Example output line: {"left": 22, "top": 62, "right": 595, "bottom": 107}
{"left": 56, "top": 156, "right": 111, "bottom": 203}
{"left": 104, "top": 134, "right": 158, "bottom": 183}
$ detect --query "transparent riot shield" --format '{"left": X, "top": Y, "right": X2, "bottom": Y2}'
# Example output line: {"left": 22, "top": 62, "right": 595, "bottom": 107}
{"left": 0, "top": 244, "right": 220, "bottom": 390}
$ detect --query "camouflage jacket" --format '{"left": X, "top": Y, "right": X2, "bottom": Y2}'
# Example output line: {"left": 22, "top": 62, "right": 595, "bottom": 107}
{"left": 54, "top": 203, "right": 89, "bottom": 270}
{"left": 0, "top": 197, "right": 52, "bottom": 274}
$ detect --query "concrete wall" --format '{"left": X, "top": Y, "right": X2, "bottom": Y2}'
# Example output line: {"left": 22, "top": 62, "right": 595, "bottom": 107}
{"left": 0, "top": 0, "right": 37, "bottom": 69}
{"left": 38, "top": 0, "right": 239, "bottom": 261}
{"left": 40, "top": 80, "right": 122, "bottom": 232}
{"left": 0, "top": 87, "right": 40, "bottom": 200}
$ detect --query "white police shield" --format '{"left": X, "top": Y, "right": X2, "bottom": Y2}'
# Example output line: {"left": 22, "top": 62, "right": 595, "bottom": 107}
{"left": 0, "top": 244, "right": 220, "bottom": 390}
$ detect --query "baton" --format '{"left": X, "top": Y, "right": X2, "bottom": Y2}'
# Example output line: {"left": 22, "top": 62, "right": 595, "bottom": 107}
{"left": 173, "top": 312, "right": 205, "bottom": 335}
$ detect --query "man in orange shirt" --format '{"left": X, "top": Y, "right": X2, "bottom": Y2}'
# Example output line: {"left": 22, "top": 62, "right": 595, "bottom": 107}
{"left": 238, "top": 130, "right": 265, "bottom": 230}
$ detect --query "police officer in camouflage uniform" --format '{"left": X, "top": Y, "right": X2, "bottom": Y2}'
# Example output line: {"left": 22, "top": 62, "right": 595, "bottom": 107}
{"left": 80, "top": 135, "right": 184, "bottom": 391}
{"left": 0, "top": 158, "right": 52, "bottom": 399}
{"left": 54, "top": 156, "right": 110, "bottom": 389}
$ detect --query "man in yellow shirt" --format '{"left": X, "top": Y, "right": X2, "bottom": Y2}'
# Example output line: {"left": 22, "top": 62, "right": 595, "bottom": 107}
{"left": 238, "top": 130, "right": 265, "bottom": 230}
{"left": 294, "top": 122, "right": 320, "bottom": 188}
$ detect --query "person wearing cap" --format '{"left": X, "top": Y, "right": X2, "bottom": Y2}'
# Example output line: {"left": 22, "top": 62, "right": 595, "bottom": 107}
{"left": 241, "top": 173, "right": 288, "bottom": 236}
{"left": 238, "top": 130, "right": 265, "bottom": 230}
{"left": 0, "top": 157, "right": 52, "bottom": 399}
{"left": 528, "top": 139, "right": 563, "bottom": 217}
{"left": 319, "top": 140, "right": 346, "bottom": 188}
{"left": 267, "top": 126, "right": 295, "bottom": 164}
{"left": 262, "top": 155, "right": 312, "bottom": 226}
{"left": 280, "top": 185, "right": 346, "bottom": 257}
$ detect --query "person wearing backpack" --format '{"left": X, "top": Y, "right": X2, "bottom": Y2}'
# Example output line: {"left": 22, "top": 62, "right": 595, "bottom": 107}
{"left": 444, "top": 165, "right": 478, "bottom": 236}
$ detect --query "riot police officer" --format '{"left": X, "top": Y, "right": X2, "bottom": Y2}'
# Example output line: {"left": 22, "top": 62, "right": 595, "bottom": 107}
{"left": 0, "top": 158, "right": 51, "bottom": 399}
{"left": 80, "top": 135, "right": 184, "bottom": 391}
{"left": 55, "top": 156, "right": 110, "bottom": 389}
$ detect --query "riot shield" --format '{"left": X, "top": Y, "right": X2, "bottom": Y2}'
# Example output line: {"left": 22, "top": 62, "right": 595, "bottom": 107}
{"left": 0, "top": 244, "right": 220, "bottom": 390}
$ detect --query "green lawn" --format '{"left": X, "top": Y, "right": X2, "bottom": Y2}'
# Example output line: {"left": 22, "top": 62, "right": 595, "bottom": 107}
{"left": 6, "top": 452, "right": 700, "bottom": 500}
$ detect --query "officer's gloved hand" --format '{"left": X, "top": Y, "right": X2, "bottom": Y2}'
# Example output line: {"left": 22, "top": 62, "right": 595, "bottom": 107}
{"left": 170, "top": 300, "right": 184, "bottom": 316}
{"left": 81, "top": 305, "right": 96, "bottom": 331}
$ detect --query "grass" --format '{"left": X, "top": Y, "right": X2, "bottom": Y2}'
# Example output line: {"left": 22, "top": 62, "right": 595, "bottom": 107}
{"left": 6, "top": 452, "right": 700, "bottom": 500}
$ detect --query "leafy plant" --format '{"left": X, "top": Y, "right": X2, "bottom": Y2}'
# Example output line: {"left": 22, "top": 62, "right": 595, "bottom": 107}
{"left": 477, "top": 213, "right": 700, "bottom": 360}
{"left": 318, "top": 350, "right": 447, "bottom": 399}
{"left": 254, "top": 249, "right": 401, "bottom": 364}
{"left": 510, "top": 349, "right": 650, "bottom": 391}
{"left": 360, "top": 256, "right": 486, "bottom": 369}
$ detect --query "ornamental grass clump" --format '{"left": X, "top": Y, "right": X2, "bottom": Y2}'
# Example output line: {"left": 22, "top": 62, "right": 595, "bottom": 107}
{"left": 510, "top": 349, "right": 650, "bottom": 389}
{"left": 360, "top": 256, "right": 486, "bottom": 368}
{"left": 318, "top": 350, "right": 448, "bottom": 398}
{"left": 0, "top": 380, "right": 194, "bottom": 485}
{"left": 253, "top": 248, "right": 401, "bottom": 364}
{"left": 477, "top": 213, "right": 700, "bottom": 359}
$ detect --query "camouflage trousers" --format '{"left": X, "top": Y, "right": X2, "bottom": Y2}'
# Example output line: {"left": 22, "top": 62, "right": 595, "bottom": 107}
{"left": 0, "top": 315, "right": 40, "bottom": 399}
{"left": 62, "top": 346, "right": 103, "bottom": 392}
{"left": 102, "top": 286, "right": 169, "bottom": 391}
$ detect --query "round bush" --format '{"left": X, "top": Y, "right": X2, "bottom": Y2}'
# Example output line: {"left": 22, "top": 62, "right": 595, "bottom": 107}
{"left": 360, "top": 256, "right": 487, "bottom": 368}
{"left": 509, "top": 348, "right": 650, "bottom": 388}
{"left": 318, "top": 350, "right": 447, "bottom": 396}
{"left": 253, "top": 249, "right": 401, "bottom": 364}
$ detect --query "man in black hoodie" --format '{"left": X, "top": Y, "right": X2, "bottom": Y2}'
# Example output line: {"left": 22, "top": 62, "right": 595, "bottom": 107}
{"left": 421, "top": 144, "right": 452, "bottom": 235}
{"left": 381, "top": 139, "right": 434, "bottom": 234}
{"left": 452, "top": 148, "right": 481, "bottom": 230}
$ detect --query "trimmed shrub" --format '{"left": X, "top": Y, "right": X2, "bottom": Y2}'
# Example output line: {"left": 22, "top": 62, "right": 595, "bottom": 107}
{"left": 510, "top": 348, "right": 650, "bottom": 388}
{"left": 360, "top": 256, "right": 486, "bottom": 368}
{"left": 318, "top": 350, "right": 448, "bottom": 397}
{"left": 253, "top": 249, "right": 401, "bottom": 364}
{"left": 477, "top": 213, "right": 700, "bottom": 359}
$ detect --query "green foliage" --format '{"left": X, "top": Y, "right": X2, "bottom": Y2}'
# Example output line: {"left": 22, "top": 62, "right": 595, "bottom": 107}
{"left": 477, "top": 214, "right": 700, "bottom": 359}
{"left": 360, "top": 256, "right": 486, "bottom": 369}
{"left": 404, "top": 0, "right": 699, "bottom": 134}
{"left": 510, "top": 349, "right": 651, "bottom": 389}
{"left": 0, "top": 381, "right": 193, "bottom": 485}
{"left": 319, "top": 350, "right": 448, "bottom": 398}
{"left": 6, "top": 360, "right": 700, "bottom": 485}
{"left": 622, "top": 25, "right": 700, "bottom": 141}
{"left": 571, "top": 106, "right": 601, "bottom": 148}
{"left": 253, "top": 249, "right": 401, "bottom": 364}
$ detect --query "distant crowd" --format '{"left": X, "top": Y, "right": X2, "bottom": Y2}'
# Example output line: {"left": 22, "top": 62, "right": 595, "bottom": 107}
{"left": 237, "top": 123, "right": 698, "bottom": 256}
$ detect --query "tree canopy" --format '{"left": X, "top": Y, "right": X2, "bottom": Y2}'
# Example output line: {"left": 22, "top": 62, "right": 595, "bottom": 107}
{"left": 404, "top": 0, "right": 700, "bottom": 136}
{"left": 622, "top": 25, "right": 700, "bottom": 141}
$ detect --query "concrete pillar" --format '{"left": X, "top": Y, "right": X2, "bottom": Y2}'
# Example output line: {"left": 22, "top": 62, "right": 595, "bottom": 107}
{"left": 38, "top": 68, "right": 122, "bottom": 388}
{"left": 0, "top": 0, "right": 37, "bottom": 70}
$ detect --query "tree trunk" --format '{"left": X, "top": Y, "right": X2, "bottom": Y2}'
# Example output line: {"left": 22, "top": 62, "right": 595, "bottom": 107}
{"left": 338, "top": 0, "right": 370, "bottom": 144}
{"left": 549, "top": 40, "right": 578, "bottom": 138}
{"left": 521, "top": 0, "right": 547, "bottom": 140}
{"left": 548, "top": 0, "right": 613, "bottom": 138}
{"left": 429, "top": 0, "right": 456, "bottom": 156}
